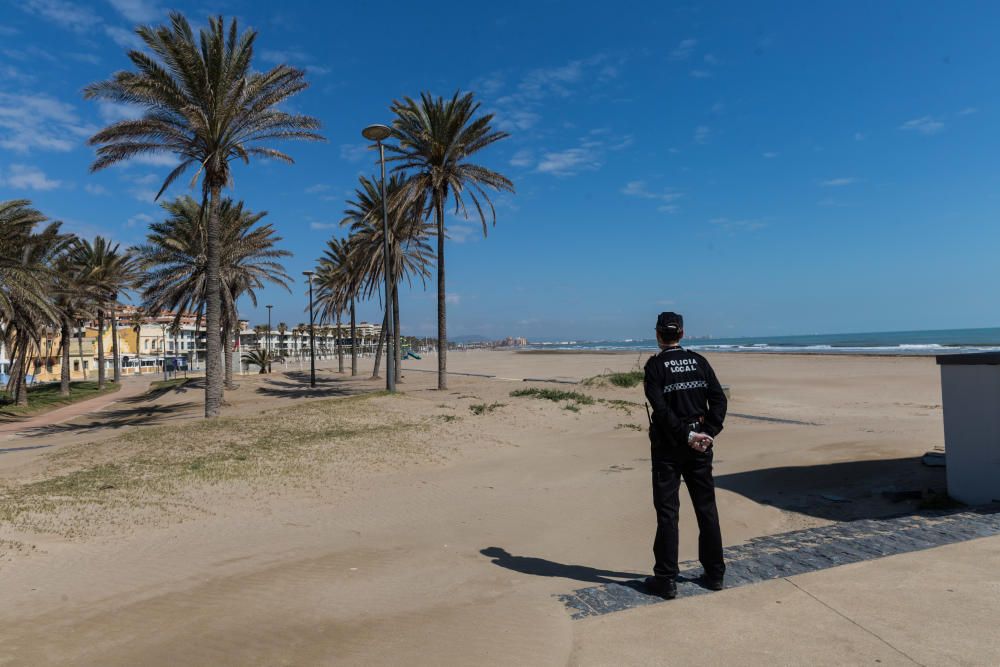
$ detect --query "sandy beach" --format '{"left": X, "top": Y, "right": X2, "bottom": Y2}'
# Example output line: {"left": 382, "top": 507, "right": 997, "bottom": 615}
{"left": 1, "top": 350, "right": 997, "bottom": 665}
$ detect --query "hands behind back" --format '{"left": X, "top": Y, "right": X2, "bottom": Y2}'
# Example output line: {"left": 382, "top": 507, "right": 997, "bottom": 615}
{"left": 688, "top": 431, "right": 714, "bottom": 453}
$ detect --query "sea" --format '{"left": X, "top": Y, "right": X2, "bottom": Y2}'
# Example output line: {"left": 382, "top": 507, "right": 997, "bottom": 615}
{"left": 523, "top": 327, "right": 1000, "bottom": 357}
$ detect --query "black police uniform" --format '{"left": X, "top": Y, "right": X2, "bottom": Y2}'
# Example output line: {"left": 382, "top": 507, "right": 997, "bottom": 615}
{"left": 644, "top": 340, "right": 728, "bottom": 584}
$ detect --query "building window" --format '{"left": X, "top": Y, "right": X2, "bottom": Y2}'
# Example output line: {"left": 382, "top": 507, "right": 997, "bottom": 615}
{"left": 74, "top": 361, "right": 80, "bottom": 371}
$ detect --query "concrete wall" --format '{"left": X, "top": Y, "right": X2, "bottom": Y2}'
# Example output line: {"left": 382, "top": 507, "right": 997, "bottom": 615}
{"left": 939, "top": 363, "right": 1000, "bottom": 505}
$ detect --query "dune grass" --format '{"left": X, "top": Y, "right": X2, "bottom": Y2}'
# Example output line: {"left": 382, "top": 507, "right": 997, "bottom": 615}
{"left": 0, "top": 381, "right": 119, "bottom": 419}
{"left": 0, "top": 390, "right": 426, "bottom": 536}
{"left": 583, "top": 370, "right": 644, "bottom": 388}
{"left": 470, "top": 402, "right": 506, "bottom": 416}
{"left": 509, "top": 388, "right": 595, "bottom": 405}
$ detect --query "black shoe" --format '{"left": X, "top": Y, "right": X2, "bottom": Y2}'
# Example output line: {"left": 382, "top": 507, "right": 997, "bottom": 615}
{"left": 698, "top": 575, "right": 724, "bottom": 591}
{"left": 643, "top": 576, "right": 677, "bottom": 599}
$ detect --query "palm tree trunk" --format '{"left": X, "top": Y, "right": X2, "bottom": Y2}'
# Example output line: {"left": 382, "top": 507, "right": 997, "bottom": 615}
{"left": 204, "top": 184, "right": 224, "bottom": 418}
{"left": 76, "top": 322, "right": 86, "bottom": 381}
{"left": 96, "top": 309, "right": 106, "bottom": 389}
{"left": 223, "top": 320, "right": 235, "bottom": 390}
{"left": 350, "top": 298, "right": 358, "bottom": 376}
{"left": 134, "top": 330, "right": 141, "bottom": 376}
{"left": 337, "top": 313, "right": 344, "bottom": 373}
{"left": 110, "top": 303, "right": 121, "bottom": 384}
{"left": 371, "top": 312, "right": 387, "bottom": 379}
{"left": 393, "top": 284, "right": 401, "bottom": 384}
{"left": 60, "top": 320, "right": 71, "bottom": 397}
{"left": 435, "top": 197, "right": 447, "bottom": 390}
{"left": 13, "top": 335, "right": 29, "bottom": 406}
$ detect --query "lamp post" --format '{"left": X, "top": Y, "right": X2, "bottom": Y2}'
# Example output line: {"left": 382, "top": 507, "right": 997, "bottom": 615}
{"left": 266, "top": 304, "right": 273, "bottom": 374}
{"left": 302, "top": 271, "right": 317, "bottom": 388}
{"left": 159, "top": 324, "right": 168, "bottom": 381}
{"left": 361, "top": 123, "right": 395, "bottom": 392}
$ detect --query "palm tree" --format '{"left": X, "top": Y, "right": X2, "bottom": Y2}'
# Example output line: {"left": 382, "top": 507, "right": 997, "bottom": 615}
{"left": 314, "top": 238, "right": 350, "bottom": 375}
{"left": 69, "top": 237, "right": 137, "bottom": 389}
{"left": 340, "top": 175, "right": 433, "bottom": 381}
{"left": 389, "top": 92, "right": 514, "bottom": 389}
{"left": 85, "top": 12, "right": 323, "bottom": 417}
{"left": 241, "top": 348, "right": 279, "bottom": 374}
{"left": 51, "top": 256, "right": 92, "bottom": 395}
{"left": 0, "top": 208, "right": 71, "bottom": 405}
{"left": 128, "top": 307, "right": 146, "bottom": 375}
{"left": 133, "top": 195, "right": 291, "bottom": 387}
{"left": 168, "top": 320, "right": 182, "bottom": 376}
{"left": 277, "top": 322, "right": 288, "bottom": 361}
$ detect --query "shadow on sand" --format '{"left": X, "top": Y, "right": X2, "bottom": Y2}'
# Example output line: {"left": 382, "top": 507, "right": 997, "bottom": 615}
{"left": 254, "top": 372, "right": 364, "bottom": 400}
{"left": 714, "top": 456, "right": 947, "bottom": 521}
{"left": 480, "top": 547, "right": 645, "bottom": 585}
{"left": 121, "top": 377, "right": 200, "bottom": 404}
{"left": 17, "top": 402, "right": 197, "bottom": 439}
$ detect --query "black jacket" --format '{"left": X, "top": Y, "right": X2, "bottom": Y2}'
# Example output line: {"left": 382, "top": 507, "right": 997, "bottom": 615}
{"left": 644, "top": 347, "right": 727, "bottom": 454}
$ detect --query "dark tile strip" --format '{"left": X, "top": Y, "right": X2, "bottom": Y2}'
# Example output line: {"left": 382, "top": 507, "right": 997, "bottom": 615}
{"left": 557, "top": 506, "right": 1000, "bottom": 619}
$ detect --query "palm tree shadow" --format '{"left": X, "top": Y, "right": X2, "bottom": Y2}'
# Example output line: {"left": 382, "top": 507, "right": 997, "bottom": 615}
{"left": 480, "top": 547, "right": 645, "bottom": 585}
{"left": 121, "top": 377, "right": 200, "bottom": 404}
{"left": 254, "top": 374, "right": 362, "bottom": 400}
{"left": 18, "top": 402, "right": 197, "bottom": 438}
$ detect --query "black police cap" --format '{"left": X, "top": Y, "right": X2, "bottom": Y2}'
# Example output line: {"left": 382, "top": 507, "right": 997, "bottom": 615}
{"left": 656, "top": 311, "right": 684, "bottom": 332}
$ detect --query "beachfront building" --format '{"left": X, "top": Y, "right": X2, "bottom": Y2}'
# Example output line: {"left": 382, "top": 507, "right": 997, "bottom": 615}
{"left": 237, "top": 321, "right": 384, "bottom": 361}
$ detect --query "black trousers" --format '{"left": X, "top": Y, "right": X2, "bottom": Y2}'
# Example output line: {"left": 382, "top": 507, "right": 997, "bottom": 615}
{"left": 651, "top": 447, "right": 725, "bottom": 581}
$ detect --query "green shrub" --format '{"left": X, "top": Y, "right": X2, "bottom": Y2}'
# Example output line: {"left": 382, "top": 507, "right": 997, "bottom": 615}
{"left": 469, "top": 402, "right": 505, "bottom": 416}
{"left": 509, "top": 388, "right": 595, "bottom": 405}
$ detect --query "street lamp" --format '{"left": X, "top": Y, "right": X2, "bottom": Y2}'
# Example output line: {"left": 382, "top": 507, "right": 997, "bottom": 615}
{"left": 266, "top": 304, "right": 273, "bottom": 374}
{"left": 159, "top": 323, "right": 168, "bottom": 381}
{"left": 362, "top": 123, "right": 395, "bottom": 392}
{"left": 302, "top": 270, "right": 317, "bottom": 388}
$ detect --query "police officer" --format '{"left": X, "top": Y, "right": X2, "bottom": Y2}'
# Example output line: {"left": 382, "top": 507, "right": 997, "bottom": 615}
{"left": 643, "top": 312, "right": 728, "bottom": 599}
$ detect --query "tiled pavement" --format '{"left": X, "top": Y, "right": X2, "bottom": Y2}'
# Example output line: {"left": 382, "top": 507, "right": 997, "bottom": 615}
{"left": 558, "top": 505, "right": 1000, "bottom": 619}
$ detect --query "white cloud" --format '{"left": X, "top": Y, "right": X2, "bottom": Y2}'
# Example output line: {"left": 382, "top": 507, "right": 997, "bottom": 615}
{"left": 536, "top": 147, "right": 600, "bottom": 176}
{"left": 21, "top": 0, "right": 101, "bottom": 31}
{"left": 622, "top": 180, "right": 682, "bottom": 203}
{"left": 445, "top": 293, "right": 461, "bottom": 305}
{"left": 97, "top": 101, "right": 143, "bottom": 123}
{"left": 486, "top": 53, "right": 622, "bottom": 133}
{"left": 106, "top": 0, "right": 161, "bottom": 23}
{"left": 820, "top": 177, "right": 856, "bottom": 187}
{"left": 309, "top": 221, "right": 338, "bottom": 231}
{"left": 305, "top": 183, "right": 330, "bottom": 194}
{"left": 703, "top": 54, "right": 720, "bottom": 65}
{"left": 131, "top": 153, "right": 178, "bottom": 167}
{"left": 259, "top": 48, "right": 329, "bottom": 75}
{"left": 125, "top": 212, "right": 154, "bottom": 228}
{"left": 762, "top": 151, "right": 778, "bottom": 158}
{"left": 85, "top": 183, "right": 109, "bottom": 195}
{"left": 0, "top": 26, "right": 19, "bottom": 37}
{"left": 854, "top": 132, "right": 866, "bottom": 141}
{"left": 0, "top": 92, "right": 90, "bottom": 152}
{"left": 669, "top": 38, "right": 697, "bottom": 61}
{"left": 689, "top": 69, "right": 711, "bottom": 79}
{"left": 103, "top": 25, "right": 143, "bottom": 49}
{"left": 899, "top": 116, "right": 944, "bottom": 135}
{"left": 2, "top": 164, "right": 61, "bottom": 190}
{"left": 339, "top": 143, "right": 369, "bottom": 162}
{"left": 693, "top": 125, "right": 710, "bottom": 144}
{"left": 709, "top": 217, "right": 767, "bottom": 232}
{"left": 958, "top": 107, "right": 978, "bottom": 116}
{"left": 517, "top": 60, "right": 584, "bottom": 99}
{"left": 509, "top": 148, "right": 534, "bottom": 167}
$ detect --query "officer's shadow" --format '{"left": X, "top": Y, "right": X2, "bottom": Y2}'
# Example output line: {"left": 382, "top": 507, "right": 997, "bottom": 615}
{"left": 481, "top": 547, "right": 645, "bottom": 585}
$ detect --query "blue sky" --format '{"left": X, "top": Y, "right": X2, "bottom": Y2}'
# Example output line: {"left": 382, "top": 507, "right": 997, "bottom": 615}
{"left": 1, "top": 1, "right": 998, "bottom": 340}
